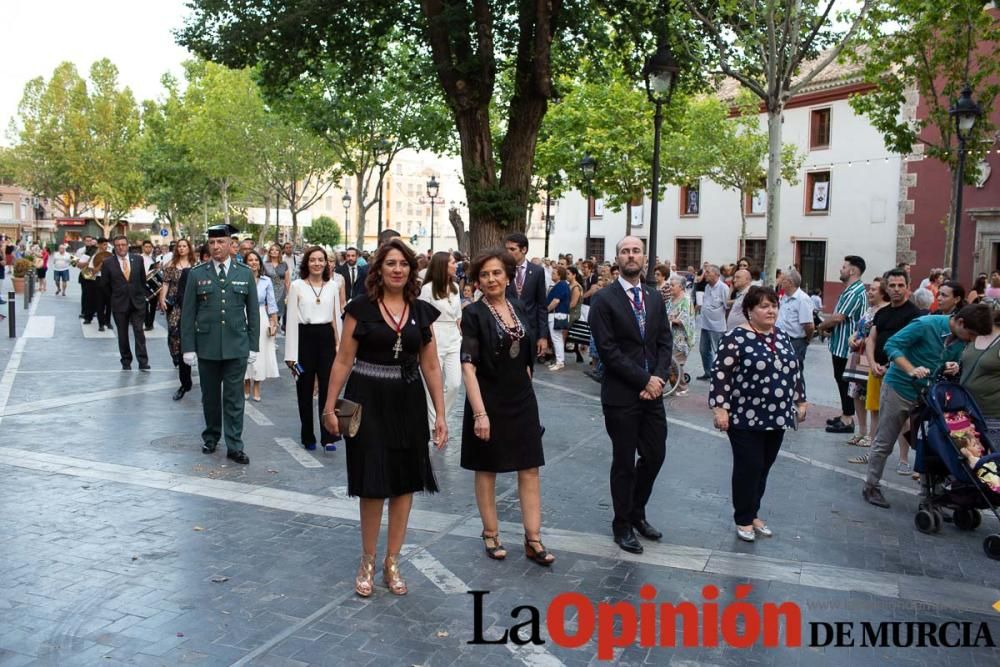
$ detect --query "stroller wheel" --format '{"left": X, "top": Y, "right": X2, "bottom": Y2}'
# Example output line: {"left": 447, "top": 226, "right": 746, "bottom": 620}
{"left": 984, "top": 534, "right": 1000, "bottom": 561}
{"left": 930, "top": 509, "right": 943, "bottom": 533}
{"left": 953, "top": 507, "right": 980, "bottom": 532}
{"left": 915, "top": 510, "right": 936, "bottom": 535}
{"left": 683, "top": 373, "right": 691, "bottom": 384}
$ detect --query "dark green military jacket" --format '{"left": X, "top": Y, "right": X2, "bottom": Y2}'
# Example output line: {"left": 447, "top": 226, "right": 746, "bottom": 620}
{"left": 180, "top": 260, "right": 260, "bottom": 360}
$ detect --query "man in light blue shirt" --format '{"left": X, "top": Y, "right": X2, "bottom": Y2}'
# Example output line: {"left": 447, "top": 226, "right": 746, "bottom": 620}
{"left": 696, "top": 264, "right": 729, "bottom": 380}
{"left": 861, "top": 304, "right": 993, "bottom": 508}
{"left": 776, "top": 268, "right": 816, "bottom": 369}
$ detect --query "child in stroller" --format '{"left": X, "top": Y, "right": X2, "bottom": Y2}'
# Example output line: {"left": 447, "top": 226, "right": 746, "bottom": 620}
{"left": 913, "top": 382, "right": 1000, "bottom": 559}
{"left": 948, "top": 411, "right": 1000, "bottom": 493}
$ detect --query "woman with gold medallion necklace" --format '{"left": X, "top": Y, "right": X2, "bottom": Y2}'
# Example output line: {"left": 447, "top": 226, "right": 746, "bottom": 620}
{"left": 285, "top": 246, "right": 341, "bottom": 452}
{"left": 460, "top": 248, "right": 553, "bottom": 566}
{"left": 322, "top": 239, "right": 448, "bottom": 597}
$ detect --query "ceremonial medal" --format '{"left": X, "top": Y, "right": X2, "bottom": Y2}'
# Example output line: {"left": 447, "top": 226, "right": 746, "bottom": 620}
{"left": 509, "top": 339, "right": 520, "bottom": 359}
{"left": 308, "top": 280, "right": 325, "bottom": 305}
{"left": 380, "top": 300, "right": 408, "bottom": 360}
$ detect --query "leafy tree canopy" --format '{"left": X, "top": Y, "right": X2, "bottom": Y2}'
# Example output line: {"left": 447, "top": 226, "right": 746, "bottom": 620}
{"left": 305, "top": 215, "right": 343, "bottom": 248}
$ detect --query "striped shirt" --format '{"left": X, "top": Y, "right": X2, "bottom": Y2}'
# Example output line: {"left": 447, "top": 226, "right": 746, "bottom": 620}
{"left": 828, "top": 280, "right": 867, "bottom": 358}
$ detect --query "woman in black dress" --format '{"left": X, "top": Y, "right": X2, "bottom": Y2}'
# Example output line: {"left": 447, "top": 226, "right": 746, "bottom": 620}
{"left": 461, "top": 249, "right": 553, "bottom": 565}
{"left": 322, "top": 239, "right": 448, "bottom": 597}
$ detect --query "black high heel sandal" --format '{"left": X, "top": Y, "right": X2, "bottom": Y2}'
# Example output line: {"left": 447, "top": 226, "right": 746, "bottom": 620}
{"left": 481, "top": 530, "right": 507, "bottom": 560}
{"left": 524, "top": 535, "right": 555, "bottom": 566}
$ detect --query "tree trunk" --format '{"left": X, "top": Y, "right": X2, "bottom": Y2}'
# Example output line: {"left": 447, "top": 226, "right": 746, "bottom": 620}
{"left": 257, "top": 193, "right": 272, "bottom": 246}
{"left": 354, "top": 175, "right": 366, "bottom": 249}
{"left": 291, "top": 208, "right": 299, "bottom": 244}
{"left": 220, "top": 179, "right": 230, "bottom": 226}
{"left": 448, "top": 207, "right": 468, "bottom": 255}
{"left": 289, "top": 181, "right": 299, "bottom": 243}
{"left": 454, "top": 105, "right": 502, "bottom": 254}
{"left": 738, "top": 188, "right": 748, "bottom": 259}
{"left": 625, "top": 201, "right": 633, "bottom": 237}
{"left": 763, "top": 107, "right": 784, "bottom": 287}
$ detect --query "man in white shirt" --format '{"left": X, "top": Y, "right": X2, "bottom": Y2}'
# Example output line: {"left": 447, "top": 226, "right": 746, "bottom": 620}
{"left": 776, "top": 268, "right": 816, "bottom": 387}
{"left": 696, "top": 264, "right": 729, "bottom": 380}
{"left": 725, "top": 269, "right": 752, "bottom": 331}
{"left": 282, "top": 242, "right": 299, "bottom": 275}
{"left": 141, "top": 240, "right": 158, "bottom": 330}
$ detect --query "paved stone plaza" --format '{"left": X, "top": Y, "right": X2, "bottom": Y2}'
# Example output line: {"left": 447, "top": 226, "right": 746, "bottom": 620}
{"left": 1, "top": 280, "right": 999, "bottom": 666}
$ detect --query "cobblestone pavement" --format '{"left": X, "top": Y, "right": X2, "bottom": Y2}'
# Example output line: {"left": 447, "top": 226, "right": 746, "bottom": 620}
{"left": 1, "top": 279, "right": 999, "bottom": 666}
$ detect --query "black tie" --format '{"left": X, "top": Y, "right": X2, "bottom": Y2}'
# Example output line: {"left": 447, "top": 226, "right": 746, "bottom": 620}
{"left": 350, "top": 266, "right": 356, "bottom": 288}
{"left": 218, "top": 264, "right": 226, "bottom": 281}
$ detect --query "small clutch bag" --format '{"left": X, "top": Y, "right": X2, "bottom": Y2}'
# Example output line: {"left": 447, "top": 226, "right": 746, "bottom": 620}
{"left": 335, "top": 399, "right": 362, "bottom": 438}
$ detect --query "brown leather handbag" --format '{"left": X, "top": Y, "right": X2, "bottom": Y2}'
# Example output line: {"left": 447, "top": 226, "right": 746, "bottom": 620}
{"left": 335, "top": 399, "right": 362, "bottom": 438}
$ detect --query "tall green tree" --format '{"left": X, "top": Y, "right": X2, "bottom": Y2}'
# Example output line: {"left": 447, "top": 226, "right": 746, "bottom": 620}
{"left": 178, "top": 1, "right": 672, "bottom": 254}
{"left": 7, "top": 62, "right": 92, "bottom": 216}
{"left": 681, "top": 0, "right": 876, "bottom": 284}
{"left": 140, "top": 74, "right": 214, "bottom": 240}
{"left": 86, "top": 59, "right": 144, "bottom": 238}
{"left": 848, "top": 0, "right": 1000, "bottom": 271}
{"left": 179, "top": 60, "right": 266, "bottom": 227}
{"left": 0, "top": 147, "right": 16, "bottom": 185}
{"left": 681, "top": 93, "right": 803, "bottom": 256}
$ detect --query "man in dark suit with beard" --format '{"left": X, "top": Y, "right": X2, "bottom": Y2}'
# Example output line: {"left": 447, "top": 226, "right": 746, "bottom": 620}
{"left": 503, "top": 232, "right": 548, "bottom": 357}
{"left": 335, "top": 246, "right": 368, "bottom": 301}
{"left": 588, "top": 236, "right": 672, "bottom": 554}
{"left": 100, "top": 235, "right": 149, "bottom": 370}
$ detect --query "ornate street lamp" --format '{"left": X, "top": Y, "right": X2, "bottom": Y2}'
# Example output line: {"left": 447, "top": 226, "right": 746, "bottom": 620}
{"left": 948, "top": 84, "right": 982, "bottom": 278}
{"left": 426, "top": 175, "right": 440, "bottom": 252}
{"left": 342, "top": 191, "right": 352, "bottom": 248}
{"left": 375, "top": 139, "right": 392, "bottom": 237}
{"left": 579, "top": 155, "right": 597, "bottom": 259}
{"left": 642, "top": 38, "right": 680, "bottom": 285}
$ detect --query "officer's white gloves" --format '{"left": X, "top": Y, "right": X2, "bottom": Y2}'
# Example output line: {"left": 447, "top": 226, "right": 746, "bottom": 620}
{"left": 183, "top": 352, "right": 197, "bottom": 366}
{"left": 247, "top": 352, "right": 258, "bottom": 365}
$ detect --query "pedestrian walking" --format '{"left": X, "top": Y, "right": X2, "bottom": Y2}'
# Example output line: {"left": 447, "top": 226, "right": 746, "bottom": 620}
{"left": 242, "top": 251, "right": 280, "bottom": 402}
{"left": 159, "top": 238, "right": 195, "bottom": 400}
{"left": 321, "top": 238, "right": 448, "bottom": 597}
{"left": 180, "top": 224, "right": 260, "bottom": 465}
{"left": 419, "top": 251, "right": 463, "bottom": 439}
{"left": 460, "top": 248, "right": 553, "bottom": 565}
{"left": 696, "top": 264, "right": 729, "bottom": 380}
{"left": 100, "top": 236, "right": 149, "bottom": 371}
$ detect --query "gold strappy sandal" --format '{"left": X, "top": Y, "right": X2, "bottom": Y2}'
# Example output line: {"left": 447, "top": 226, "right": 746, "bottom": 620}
{"left": 383, "top": 553, "right": 407, "bottom": 595}
{"left": 355, "top": 553, "right": 376, "bottom": 597}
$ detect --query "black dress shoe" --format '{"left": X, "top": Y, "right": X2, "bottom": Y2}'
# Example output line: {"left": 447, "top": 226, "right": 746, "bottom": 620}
{"left": 121, "top": 363, "right": 132, "bottom": 371}
{"left": 632, "top": 519, "right": 662, "bottom": 540}
{"left": 227, "top": 450, "right": 250, "bottom": 465}
{"left": 826, "top": 417, "right": 841, "bottom": 426}
{"left": 98, "top": 325, "right": 105, "bottom": 332}
{"left": 614, "top": 530, "right": 644, "bottom": 554}
{"left": 139, "top": 364, "right": 151, "bottom": 371}
{"left": 202, "top": 442, "right": 217, "bottom": 454}
{"left": 172, "top": 387, "right": 187, "bottom": 401}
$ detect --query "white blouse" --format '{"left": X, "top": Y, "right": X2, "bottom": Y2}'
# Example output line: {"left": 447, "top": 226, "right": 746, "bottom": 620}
{"left": 419, "top": 282, "right": 462, "bottom": 352}
{"left": 284, "top": 278, "right": 338, "bottom": 362}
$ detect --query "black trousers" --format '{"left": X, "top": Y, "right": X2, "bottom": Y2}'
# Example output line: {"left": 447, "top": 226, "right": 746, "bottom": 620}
{"left": 294, "top": 323, "right": 337, "bottom": 446}
{"left": 144, "top": 300, "right": 156, "bottom": 328}
{"left": 178, "top": 361, "right": 192, "bottom": 390}
{"left": 831, "top": 354, "right": 855, "bottom": 416}
{"left": 728, "top": 428, "right": 784, "bottom": 525}
{"left": 603, "top": 399, "right": 667, "bottom": 534}
{"left": 112, "top": 307, "right": 148, "bottom": 367}
{"left": 96, "top": 283, "right": 112, "bottom": 327}
{"left": 80, "top": 279, "right": 97, "bottom": 320}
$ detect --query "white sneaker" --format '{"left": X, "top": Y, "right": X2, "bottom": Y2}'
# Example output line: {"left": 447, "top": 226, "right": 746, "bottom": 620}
{"left": 548, "top": 362, "right": 565, "bottom": 371}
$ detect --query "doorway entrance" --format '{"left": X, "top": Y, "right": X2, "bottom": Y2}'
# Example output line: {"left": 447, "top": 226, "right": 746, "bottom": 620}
{"left": 796, "top": 240, "right": 827, "bottom": 296}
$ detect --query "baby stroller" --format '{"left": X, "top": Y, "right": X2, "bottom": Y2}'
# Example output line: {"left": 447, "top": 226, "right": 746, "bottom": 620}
{"left": 911, "top": 380, "right": 1000, "bottom": 560}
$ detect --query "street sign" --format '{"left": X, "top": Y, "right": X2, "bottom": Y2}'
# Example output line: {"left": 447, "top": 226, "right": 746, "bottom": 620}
{"left": 159, "top": 228, "right": 169, "bottom": 237}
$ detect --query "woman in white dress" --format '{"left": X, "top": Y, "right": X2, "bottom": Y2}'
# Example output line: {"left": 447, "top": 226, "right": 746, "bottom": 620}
{"left": 419, "top": 251, "right": 462, "bottom": 435}
{"left": 330, "top": 253, "right": 346, "bottom": 345}
{"left": 243, "top": 251, "right": 280, "bottom": 401}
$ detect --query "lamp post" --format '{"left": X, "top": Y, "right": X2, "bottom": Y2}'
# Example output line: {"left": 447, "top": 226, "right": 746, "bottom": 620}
{"left": 579, "top": 155, "right": 596, "bottom": 260}
{"left": 426, "top": 175, "right": 440, "bottom": 252}
{"left": 641, "top": 38, "right": 680, "bottom": 287}
{"left": 342, "top": 191, "right": 352, "bottom": 248}
{"left": 375, "top": 139, "right": 392, "bottom": 238}
{"left": 948, "top": 84, "right": 982, "bottom": 279}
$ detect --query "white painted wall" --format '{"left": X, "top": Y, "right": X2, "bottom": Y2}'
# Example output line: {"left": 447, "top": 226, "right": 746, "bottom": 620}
{"left": 547, "top": 95, "right": 901, "bottom": 284}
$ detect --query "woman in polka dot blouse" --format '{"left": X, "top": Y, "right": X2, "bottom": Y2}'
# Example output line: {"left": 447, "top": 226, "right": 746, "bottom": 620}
{"left": 710, "top": 285, "right": 808, "bottom": 543}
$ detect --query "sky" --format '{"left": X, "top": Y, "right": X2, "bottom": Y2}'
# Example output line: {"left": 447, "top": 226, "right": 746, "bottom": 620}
{"left": 0, "top": 0, "right": 192, "bottom": 145}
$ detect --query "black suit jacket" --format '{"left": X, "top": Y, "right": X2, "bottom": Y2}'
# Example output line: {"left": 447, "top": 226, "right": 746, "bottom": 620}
{"left": 505, "top": 262, "right": 547, "bottom": 340}
{"left": 589, "top": 281, "right": 673, "bottom": 407}
{"left": 100, "top": 253, "right": 147, "bottom": 313}
{"left": 336, "top": 263, "right": 368, "bottom": 300}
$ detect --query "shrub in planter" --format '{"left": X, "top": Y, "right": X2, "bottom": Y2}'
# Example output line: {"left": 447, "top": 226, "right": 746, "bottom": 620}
{"left": 13, "top": 258, "right": 33, "bottom": 278}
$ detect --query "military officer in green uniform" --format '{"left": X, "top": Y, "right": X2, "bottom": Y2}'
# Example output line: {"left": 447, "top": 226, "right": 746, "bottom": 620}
{"left": 181, "top": 224, "right": 260, "bottom": 464}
